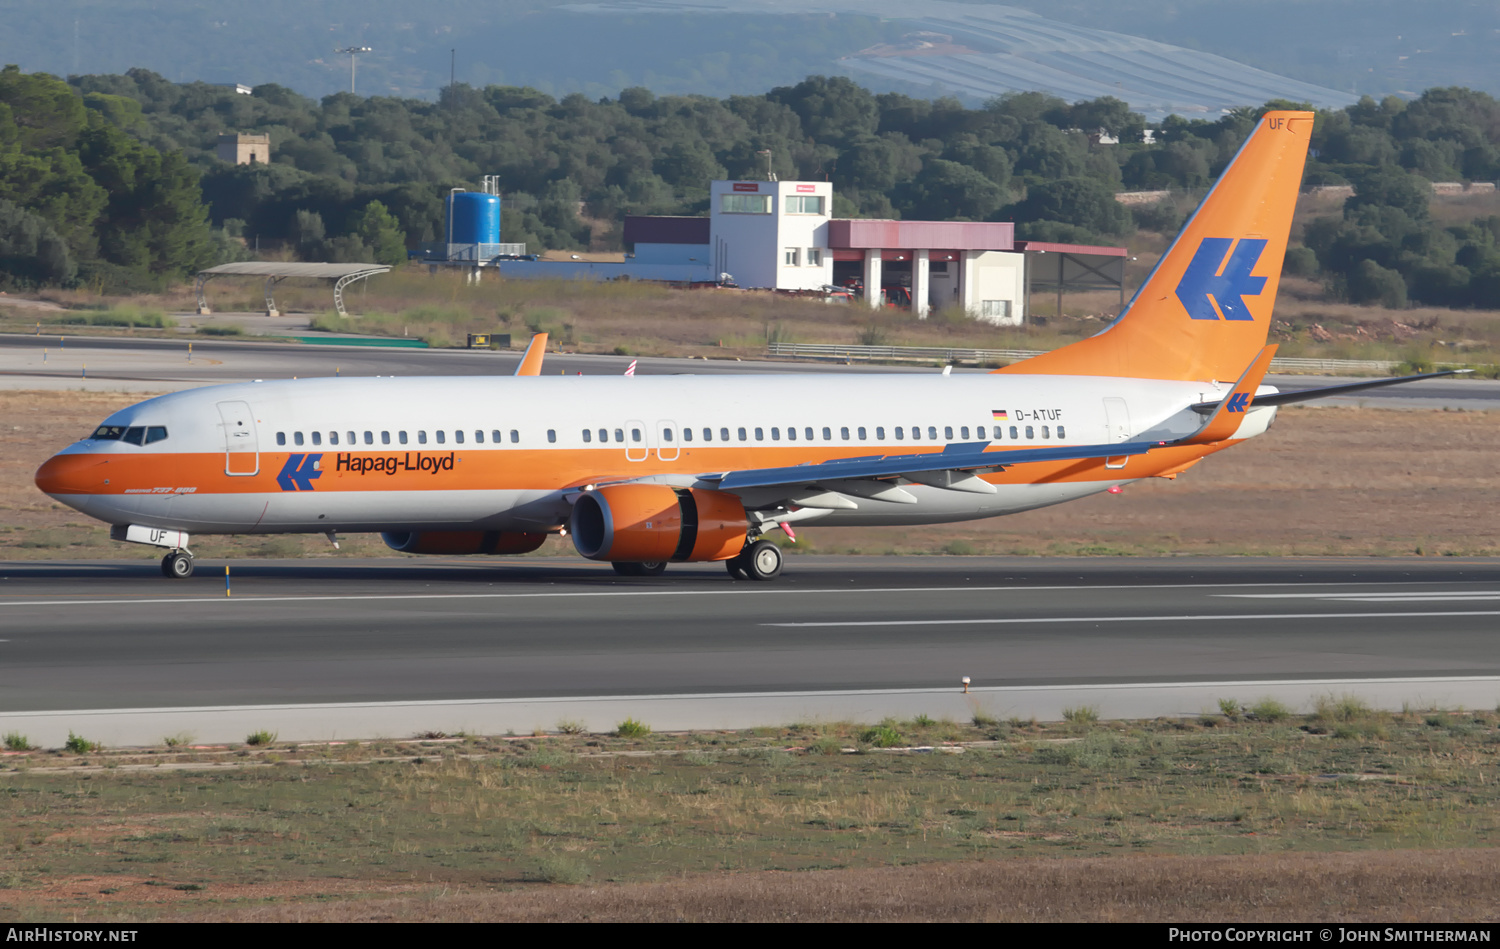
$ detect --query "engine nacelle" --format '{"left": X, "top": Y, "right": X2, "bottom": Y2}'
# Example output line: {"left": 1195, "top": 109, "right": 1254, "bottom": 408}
{"left": 569, "top": 485, "right": 747, "bottom": 563}
{"left": 382, "top": 530, "right": 548, "bottom": 556}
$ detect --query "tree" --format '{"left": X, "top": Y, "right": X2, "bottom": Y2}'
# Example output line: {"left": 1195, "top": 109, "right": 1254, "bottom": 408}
{"left": 347, "top": 200, "right": 406, "bottom": 265}
{"left": 1009, "top": 177, "right": 1132, "bottom": 237}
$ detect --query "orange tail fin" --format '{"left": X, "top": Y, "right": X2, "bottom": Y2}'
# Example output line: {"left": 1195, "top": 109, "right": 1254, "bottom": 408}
{"left": 998, "top": 111, "right": 1313, "bottom": 382}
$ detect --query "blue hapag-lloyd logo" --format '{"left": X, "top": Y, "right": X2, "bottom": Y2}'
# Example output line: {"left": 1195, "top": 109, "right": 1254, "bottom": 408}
{"left": 1174, "top": 237, "right": 1268, "bottom": 321}
{"left": 1225, "top": 392, "right": 1252, "bottom": 413}
{"left": 276, "top": 453, "right": 323, "bottom": 492}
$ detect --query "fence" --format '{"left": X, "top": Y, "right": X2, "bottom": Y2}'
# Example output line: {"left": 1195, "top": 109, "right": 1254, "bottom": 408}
{"left": 766, "top": 342, "right": 1401, "bottom": 374}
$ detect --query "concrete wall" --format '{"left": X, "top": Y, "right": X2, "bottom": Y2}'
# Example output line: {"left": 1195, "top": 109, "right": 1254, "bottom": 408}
{"left": 965, "top": 251, "right": 1026, "bottom": 326}
{"left": 491, "top": 260, "right": 712, "bottom": 283}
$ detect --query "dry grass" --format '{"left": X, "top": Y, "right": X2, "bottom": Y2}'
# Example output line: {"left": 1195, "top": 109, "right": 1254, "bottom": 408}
{"left": 205, "top": 850, "right": 1500, "bottom": 922}
{"left": 2, "top": 711, "right": 1500, "bottom": 921}
{"left": 5, "top": 393, "right": 1497, "bottom": 559}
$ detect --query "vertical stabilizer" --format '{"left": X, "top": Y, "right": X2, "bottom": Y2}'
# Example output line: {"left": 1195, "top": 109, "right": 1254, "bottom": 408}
{"left": 998, "top": 111, "right": 1313, "bottom": 382}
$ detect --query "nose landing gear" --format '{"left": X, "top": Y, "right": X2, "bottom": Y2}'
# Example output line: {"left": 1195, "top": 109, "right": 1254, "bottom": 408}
{"left": 160, "top": 550, "right": 194, "bottom": 579}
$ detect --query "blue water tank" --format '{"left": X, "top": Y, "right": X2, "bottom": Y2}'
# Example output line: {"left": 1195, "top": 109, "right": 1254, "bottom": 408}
{"left": 447, "top": 191, "right": 500, "bottom": 244}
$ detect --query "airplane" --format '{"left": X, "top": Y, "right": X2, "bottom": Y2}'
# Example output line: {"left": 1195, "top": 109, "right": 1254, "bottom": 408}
{"left": 34, "top": 110, "right": 1466, "bottom": 582}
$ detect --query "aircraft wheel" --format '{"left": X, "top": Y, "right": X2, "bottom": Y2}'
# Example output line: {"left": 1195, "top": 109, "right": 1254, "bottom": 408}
{"left": 741, "top": 539, "right": 783, "bottom": 582}
{"left": 161, "top": 551, "right": 194, "bottom": 579}
{"left": 613, "top": 561, "right": 667, "bottom": 577}
{"left": 725, "top": 557, "right": 747, "bottom": 580}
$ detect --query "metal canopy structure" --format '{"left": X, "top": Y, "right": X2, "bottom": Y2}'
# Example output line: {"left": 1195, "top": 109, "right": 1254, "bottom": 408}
{"left": 1015, "top": 241, "right": 1129, "bottom": 318}
{"left": 194, "top": 262, "right": 391, "bottom": 317}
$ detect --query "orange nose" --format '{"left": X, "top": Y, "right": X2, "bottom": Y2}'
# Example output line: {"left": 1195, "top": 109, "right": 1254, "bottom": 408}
{"left": 35, "top": 453, "right": 110, "bottom": 496}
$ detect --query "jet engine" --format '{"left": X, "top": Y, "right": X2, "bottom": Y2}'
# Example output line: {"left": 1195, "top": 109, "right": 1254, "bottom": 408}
{"left": 569, "top": 485, "right": 747, "bottom": 562}
{"left": 381, "top": 530, "right": 548, "bottom": 555}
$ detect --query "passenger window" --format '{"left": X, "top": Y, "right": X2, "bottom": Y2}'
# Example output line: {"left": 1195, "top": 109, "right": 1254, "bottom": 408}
{"left": 1057, "top": 425, "right": 1066, "bottom": 439}
{"left": 598, "top": 429, "right": 608, "bottom": 443}
{"left": 993, "top": 426, "right": 1002, "bottom": 440}
{"left": 400, "top": 431, "right": 409, "bottom": 445}
{"left": 720, "top": 428, "right": 730, "bottom": 441}
{"left": 631, "top": 428, "right": 642, "bottom": 443}
{"left": 876, "top": 427, "right": 884, "bottom": 440}
{"left": 804, "top": 427, "right": 813, "bottom": 440}
{"left": 822, "top": 427, "right": 831, "bottom": 440}
{"left": 475, "top": 430, "right": 484, "bottom": 443}
{"left": 961, "top": 426, "right": 969, "bottom": 440}
{"left": 144, "top": 426, "right": 168, "bottom": 445}
{"left": 347, "top": 431, "right": 355, "bottom": 445}
{"left": 455, "top": 430, "right": 464, "bottom": 444}
{"left": 582, "top": 429, "right": 592, "bottom": 443}
{"left": 1042, "top": 425, "right": 1050, "bottom": 439}
{"left": 737, "top": 427, "right": 747, "bottom": 441}
{"left": 436, "top": 431, "right": 446, "bottom": 445}
{"left": 1009, "top": 426, "right": 1018, "bottom": 440}
{"left": 294, "top": 432, "right": 305, "bottom": 447}
{"left": 364, "top": 431, "right": 374, "bottom": 445}
{"left": 895, "top": 427, "right": 904, "bottom": 440}
{"left": 682, "top": 428, "right": 692, "bottom": 442}
{"left": 663, "top": 428, "right": 673, "bottom": 442}
{"left": 840, "top": 427, "right": 850, "bottom": 440}
{"left": 122, "top": 427, "right": 145, "bottom": 445}
{"left": 510, "top": 430, "right": 519, "bottom": 443}
{"left": 416, "top": 431, "right": 425, "bottom": 444}
{"left": 330, "top": 432, "right": 339, "bottom": 446}
{"left": 1025, "top": 425, "right": 1034, "bottom": 439}
{"left": 276, "top": 432, "right": 286, "bottom": 446}
{"left": 382, "top": 431, "right": 391, "bottom": 445}
{"left": 928, "top": 426, "right": 937, "bottom": 441}
{"left": 944, "top": 426, "right": 953, "bottom": 440}
{"left": 754, "top": 427, "right": 764, "bottom": 441}
{"left": 771, "top": 427, "right": 780, "bottom": 441}
{"left": 547, "top": 430, "right": 556, "bottom": 443}
{"left": 857, "top": 427, "right": 867, "bottom": 439}
{"left": 492, "top": 430, "right": 502, "bottom": 444}
{"left": 312, "top": 431, "right": 322, "bottom": 446}
{"left": 703, "top": 428, "right": 713, "bottom": 442}
{"left": 786, "top": 427, "right": 795, "bottom": 441}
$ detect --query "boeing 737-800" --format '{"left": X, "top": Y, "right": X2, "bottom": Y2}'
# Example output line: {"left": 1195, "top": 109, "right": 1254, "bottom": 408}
{"left": 33, "top": 112, "right": 1461, "bottom": 581}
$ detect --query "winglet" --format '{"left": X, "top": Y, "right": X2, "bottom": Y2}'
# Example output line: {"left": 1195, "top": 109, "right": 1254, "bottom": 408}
{"left": 1182, "top": 344, "right": 1277, "bottom": 445}
{"left": 514, "top": 333, "right": 548, "bottom": 376}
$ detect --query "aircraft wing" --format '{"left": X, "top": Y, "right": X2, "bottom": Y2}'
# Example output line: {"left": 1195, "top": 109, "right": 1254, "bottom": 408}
{"left": 701, "top": 438, "right": 1163, "bottom": 499}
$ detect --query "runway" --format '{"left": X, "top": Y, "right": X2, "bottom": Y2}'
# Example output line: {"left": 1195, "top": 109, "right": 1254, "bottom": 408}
{"left": 2, "top": 332, "right": 1497, "bottom": 409}
{"left": 2, "top": 556, "right": 1498, "bottom": 743}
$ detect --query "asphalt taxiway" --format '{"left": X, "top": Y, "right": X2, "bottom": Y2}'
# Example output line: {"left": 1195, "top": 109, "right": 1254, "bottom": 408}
{"left": 2, "top": 332, "right": 1497, "bottom": 409}
{"left": 2, "top": 556, "right": 1497, "bottom": 744}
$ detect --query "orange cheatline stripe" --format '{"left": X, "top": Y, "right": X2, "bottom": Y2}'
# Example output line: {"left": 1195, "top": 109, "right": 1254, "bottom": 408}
{"left": 37, "top": 441, "right": 1224, "bottom": 497}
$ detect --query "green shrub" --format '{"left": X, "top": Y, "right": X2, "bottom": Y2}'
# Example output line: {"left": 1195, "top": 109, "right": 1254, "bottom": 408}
{"left": 1062, "top": 705, "right": 1099, "bottom": 724}
{"left": 1250, "top": 698, "right": 1293, "bottom": 723}
{"left": 1314, "top": 693, "right": 1375, "bottom": 723}
{"left": 909, "top": 714, "right": 936, "bottom": 728}
{"left": 244, "top": 730, "right": 277, "bottom": 746}
{"left": 1217, "top": 698, "right": 1242, "bottom": 719}
{"left": 63, "top": 731, "right": 97, "bottom": 754}
{"left": 807, "top": 737, "right": 845, "bottom": 756}
{"left": 971, "top": 711, "right": 1000, "bottom": 728}
{"left": 859, "top": 723, "right": 904, "bottom": 748}
{"left": 197, "top": 324, "right": 244, "bottom": 336}
{"left": 614, "top": 718, "right": 651, "bottom": 739}
{"left": 3, "top": 732, "right": 33, "bottom": 751}
{"left": 556, "top": 719, "right": 587, "bottom": 735}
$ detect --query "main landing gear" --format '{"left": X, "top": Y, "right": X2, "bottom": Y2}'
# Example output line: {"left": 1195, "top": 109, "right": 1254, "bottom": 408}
{"left": 726, "top": 538, "right": 783, "bottom": 582}
{"left": 612, "top": 561, "right": 668, "bottom": 577}
{"left": 160, "top": 549, "right": 194, "bottom": 579}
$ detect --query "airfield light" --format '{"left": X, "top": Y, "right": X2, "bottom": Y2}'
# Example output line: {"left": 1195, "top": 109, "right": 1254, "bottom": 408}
{"left": 336, "top": 46, "right": 373, "bottom": 94}
{"left": 961, "top": 676, "right": 971, "bottom": 693}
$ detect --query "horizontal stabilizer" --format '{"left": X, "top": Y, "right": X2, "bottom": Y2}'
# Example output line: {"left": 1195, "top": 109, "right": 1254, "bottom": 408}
{"left": 1180, "top": 344, "right": 1276, "bottom": 445}
{"left": 1192, "top": 369, "right": 1474, "bottom": 413}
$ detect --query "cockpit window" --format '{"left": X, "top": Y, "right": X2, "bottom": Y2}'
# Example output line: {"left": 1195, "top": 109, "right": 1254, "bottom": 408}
{"left": 121, "top": 427, "right": 146, "bottom": 445}
{"left": 144, "top": 426, "right": 168, "bottom": 445}
{"left": 91, "top": 425, "right": 125, "bottom": 440}
{"left": 91, "top": 424, "right": 167, "bottom": 445}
